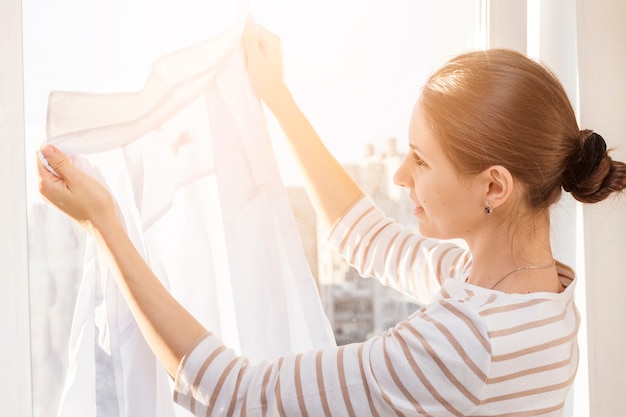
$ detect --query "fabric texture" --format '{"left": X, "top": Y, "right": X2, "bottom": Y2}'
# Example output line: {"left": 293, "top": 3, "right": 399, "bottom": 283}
{"left": 46, "top": 21, "right": 335, "bottom": 417}
{"left": 174, "top": 196, "right": 580, "bottom": 416}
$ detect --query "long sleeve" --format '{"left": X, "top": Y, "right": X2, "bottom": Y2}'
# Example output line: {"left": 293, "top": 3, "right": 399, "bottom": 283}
{"left": 171, "top": 196, "right": 489, "bottom": 416}
{"left": 326, "top": 196, "right": 472, "bottom": 305}
{"left": 173, "top": 298, "right": 492, "bottom": 417}
{"left": 173, "top": 195, "right": 580, "bottom": 416}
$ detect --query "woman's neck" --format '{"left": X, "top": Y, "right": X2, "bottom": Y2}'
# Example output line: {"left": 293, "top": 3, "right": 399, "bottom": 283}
{"left": 464, "top": 212, "right": 562, "bottom": 293}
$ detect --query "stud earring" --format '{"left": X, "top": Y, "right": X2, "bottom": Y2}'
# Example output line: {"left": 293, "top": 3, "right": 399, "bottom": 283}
{"left": 484, "top": 203, "right": 493, "bottom": 215}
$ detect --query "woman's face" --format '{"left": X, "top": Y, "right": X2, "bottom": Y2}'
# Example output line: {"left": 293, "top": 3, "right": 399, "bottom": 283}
{"left": 393, "top": 104, "right": 484, "bottom": 240}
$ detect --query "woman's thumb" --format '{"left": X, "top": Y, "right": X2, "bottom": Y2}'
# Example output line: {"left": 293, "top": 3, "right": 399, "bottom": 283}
{"left": 40, "top": 144, "right": 73, "bottom": 180}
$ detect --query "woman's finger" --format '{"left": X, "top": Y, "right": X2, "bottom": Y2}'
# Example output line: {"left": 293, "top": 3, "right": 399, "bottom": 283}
{"left": 242, "top": 16, "right": 259, "bottom": 45}
{"left": 40, "top": 144, "right": 76, "bottom": 184}
{"left": 242, "top": 16, "right": 261, "bottom": 66}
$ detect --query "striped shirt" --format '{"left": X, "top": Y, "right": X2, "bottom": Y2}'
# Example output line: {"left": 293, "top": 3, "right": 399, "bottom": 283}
{"left": 173, "top": 196, "right": 579, "bottom": 416}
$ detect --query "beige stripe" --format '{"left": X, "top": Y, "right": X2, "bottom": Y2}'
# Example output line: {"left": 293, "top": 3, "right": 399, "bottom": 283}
{"left": 483, "top": 370, "right": 576, "bottom": 404}
{"left": 472, "top": 401, "right": 565, "bottom": 417}
{"left": 480, "top": 294, "right": 498, "bottom": 308}
{"left": 408, "top": 238, "right": 426, "bottom": 295}
{"left": 480, "top": 299, "right": 547, "bottom": 316}
{"left": 351, "top": 219, "right": 392, "bottom": 265}
{"left": 173, "top": 331, "right": 211, "bottom": 404}
{"left": 294, "top": 354, "right": 309, "bottom": 417}
{"left": 337, "top": 346, "right": 357, "bottom": 417}
{"left": 486, "top": 358, "right": 571, "bottom": 384}
{"left": 338, "top": 206, "right": 375, "bottom": 252}
{"left": 448, "top": 250, "right": 465, "bottom": 278}
{"left": 399, "top": 322, "right": 480, "bottom": 406}
{"left": 225, "top": 361, "right": 249, "bottom": 416}
{"left": 381, "top": 335, "right": 431, "bottom": 416}
{"left": 409, "top": 238, "right": 426, "bottom": 266}
{"left": 315, "top": 350, "right": 332, "bottom": 416}
{"left": 423, "top": 248, "right": 433, "bottom": 296}
{"left": 205, "top": 358, "right": 239, "bottom": 417}
{"left": 361, "top": 340, "right": 407, "bottom": 417}
{"left": 435, "top": 246, "right": 456, "bottom": 285}
{"left": 555, "top": 260, "right": 575, "bottom": 281}
{"left": 558, "top": 272, "right": 574, "bottom": 283}
{"left": 488, "top": 299, "right": 571, "bottom": 338}
{"left": 356, "top": 343, "right": 381, "bottom": 417}
{"left": 259, "top": 366, "right": 272, "bottom": 417}
{"left": 440, "top": 286, "right": 451, "bottom": 299}
{"left": 421, "top": 312, "right": 489, "bottom": 381}
{"left": 361, "top": 222, "right": 393, "bottom": 275}
{"left": 241, "top": 380, "right": 248, "bottom": 417}
{"left": 190, "top": 344, "right": 227, "bottom": 414}
{"left": 380, "top": 230, "right": 402, "bottom": 283}
{"left": 274, "top": 357, "right": 287, "bottom": 416}
{"left": 491, "top": 328, "right": 577, "bottom": 362}
{"left": 380, "top": 390, "right": 407, "bottom": 417}
{"left": 326, "top": 195, "right": 367, "bottom": 240}
{"left": 393, "top": 327, "right": 467, "bottom": 416}
{"left": 394, "top": 234, "right": 413, "bottom": 283}
{"left": 439, "top": 302, "right": 491, "bottom": 353}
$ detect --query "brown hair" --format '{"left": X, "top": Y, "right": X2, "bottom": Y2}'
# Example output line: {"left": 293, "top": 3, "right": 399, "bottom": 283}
{"left": 420, "top": 48, "right": 626, "bottom": 210}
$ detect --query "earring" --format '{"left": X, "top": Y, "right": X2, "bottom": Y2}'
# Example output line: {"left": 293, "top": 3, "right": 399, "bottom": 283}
{"left": 484, "top": 203, "right": 493, "bottom": 215}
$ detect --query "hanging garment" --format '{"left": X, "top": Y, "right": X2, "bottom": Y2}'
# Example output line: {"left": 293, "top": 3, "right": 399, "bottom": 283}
{"left": 45, "top": 20, "right": 335, "bottom": 417}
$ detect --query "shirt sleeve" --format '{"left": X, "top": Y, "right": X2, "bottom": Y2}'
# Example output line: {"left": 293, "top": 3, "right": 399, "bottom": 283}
{"left": 173, "top": 299, "right": 491, "bottom": 416}
{"left": 326, "top": 196, "right": 472, "bottom": 304}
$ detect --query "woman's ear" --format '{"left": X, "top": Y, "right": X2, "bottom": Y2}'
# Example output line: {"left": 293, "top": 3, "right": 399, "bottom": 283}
{"left": 480, "top": 165, "right": 515, "bottom": 211}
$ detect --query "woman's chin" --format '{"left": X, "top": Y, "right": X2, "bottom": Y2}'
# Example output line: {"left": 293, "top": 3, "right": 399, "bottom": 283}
{"left": 416, "top": 221, "right": 433, "bottom": 238}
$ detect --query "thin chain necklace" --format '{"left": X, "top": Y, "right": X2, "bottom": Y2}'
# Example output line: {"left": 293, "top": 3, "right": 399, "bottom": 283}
{"left": 488, "top": 259, "right": 556, "bottom": 289}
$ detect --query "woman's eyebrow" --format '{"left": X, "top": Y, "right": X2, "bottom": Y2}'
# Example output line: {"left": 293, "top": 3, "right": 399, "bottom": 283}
{"left": 409, "top": 143, "right": 427, "bottom": 157}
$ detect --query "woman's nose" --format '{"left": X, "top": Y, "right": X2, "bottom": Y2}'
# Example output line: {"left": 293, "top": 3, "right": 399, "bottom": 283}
{"left": 393, "top": 156, "right": 410, "bottom": 187}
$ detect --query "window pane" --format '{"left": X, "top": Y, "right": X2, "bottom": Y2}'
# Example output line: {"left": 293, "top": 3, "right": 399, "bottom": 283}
{"left": 23, "top": 1, "right": 481, "bottom": 415}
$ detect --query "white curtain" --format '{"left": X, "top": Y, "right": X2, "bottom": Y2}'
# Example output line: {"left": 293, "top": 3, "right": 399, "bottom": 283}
{"left": 45, "top": 17, "right": 335, "bottom": 417}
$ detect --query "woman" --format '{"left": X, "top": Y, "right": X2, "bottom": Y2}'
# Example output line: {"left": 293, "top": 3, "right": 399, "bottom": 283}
{"left": 38, "top": 22, "right": 626, "bottom": 416}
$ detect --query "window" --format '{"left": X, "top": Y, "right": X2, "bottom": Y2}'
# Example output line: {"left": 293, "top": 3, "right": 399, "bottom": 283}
{"left": 4, "top": 1, "right": 485, "bottom": 415}
{"left": 3, "top": 1, "right": 595, "bottom": 416}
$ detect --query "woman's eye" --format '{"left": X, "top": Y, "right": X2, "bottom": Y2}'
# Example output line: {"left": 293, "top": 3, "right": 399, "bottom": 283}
{"left": 412, "top": 153, "right": 427, "bottom": 167}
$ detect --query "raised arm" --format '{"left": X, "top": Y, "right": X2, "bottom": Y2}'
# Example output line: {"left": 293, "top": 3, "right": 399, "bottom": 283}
{"left": 242, "top": 21, "right": 364, "bottom": 231}
{"left": 37, "top": 145, "right": 205, "bottom": 377}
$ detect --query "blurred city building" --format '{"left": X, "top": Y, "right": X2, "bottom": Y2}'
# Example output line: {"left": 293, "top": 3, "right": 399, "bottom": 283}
{"left": 289, "top": 138, "right": 421, "bottom": 345}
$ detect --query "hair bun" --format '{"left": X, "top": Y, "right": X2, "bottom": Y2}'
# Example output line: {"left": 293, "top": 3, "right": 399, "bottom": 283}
{"left": 562, "top": 131, "right": 607, "bottom": 192}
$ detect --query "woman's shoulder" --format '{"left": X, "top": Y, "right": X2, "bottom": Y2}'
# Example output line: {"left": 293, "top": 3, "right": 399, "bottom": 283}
{"left": 427, "top": 272, "right": 579, "bottom": 346}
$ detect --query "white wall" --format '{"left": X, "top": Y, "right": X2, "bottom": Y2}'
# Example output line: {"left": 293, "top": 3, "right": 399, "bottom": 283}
{"left": 0, "top": 0, "right": 33, "bottom": 416}
{"left": 577, "top": 0, "right": 626, "bottom": 414}
{"left": 488, "top": 0, "right": 527, "bottom": 51}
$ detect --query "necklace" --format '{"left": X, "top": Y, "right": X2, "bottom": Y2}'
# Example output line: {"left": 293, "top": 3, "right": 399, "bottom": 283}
{"left": 488, "top": 259, "right": 556, "bottom": 289}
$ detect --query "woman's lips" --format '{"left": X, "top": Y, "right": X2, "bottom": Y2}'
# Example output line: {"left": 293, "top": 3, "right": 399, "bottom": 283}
{"left": 410, "top": 196, "right": 424, "bottom": 216}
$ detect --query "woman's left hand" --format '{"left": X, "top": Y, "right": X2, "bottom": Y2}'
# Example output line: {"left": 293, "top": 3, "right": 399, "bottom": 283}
{"left": 37, "top": 144, "right": 117, "bottom": 231}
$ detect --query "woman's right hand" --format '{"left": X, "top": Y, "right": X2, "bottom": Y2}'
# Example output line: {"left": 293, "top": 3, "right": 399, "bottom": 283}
{"left": 242, "top": 19, "right": 290, "bottom": 107}
{"left": 37, "top": 144, "right": 118, "bottom": 232}
{"left": 242, "top": 19, "right": 364, "bottom": 229}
